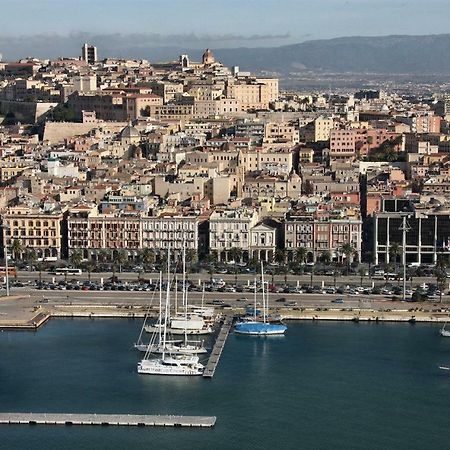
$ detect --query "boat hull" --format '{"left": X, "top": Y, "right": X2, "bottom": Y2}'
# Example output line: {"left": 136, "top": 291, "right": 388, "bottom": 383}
{"left": 234, "top": 322, "right": 287, "bottom": 335}
{"left": 137, "top": 359, "right": 204, "bottom": 376}
{"left": 145, "top": 325, "right": 212, "bottom": 335}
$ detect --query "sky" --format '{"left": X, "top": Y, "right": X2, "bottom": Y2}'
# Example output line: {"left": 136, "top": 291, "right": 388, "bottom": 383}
{"left": 2, "top": 0, "right": 450, "bottom": 48}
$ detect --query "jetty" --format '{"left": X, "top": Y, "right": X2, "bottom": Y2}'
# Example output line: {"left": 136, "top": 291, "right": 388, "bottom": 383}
{"left": 0, "top": 412, "right": 216, "bottom": 428}
{"left": 203, "top": 315, "right": 234, "bottom": 378}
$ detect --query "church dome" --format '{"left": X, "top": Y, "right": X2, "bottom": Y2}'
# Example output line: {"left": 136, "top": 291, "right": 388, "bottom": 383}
{"left": 202, "top": 48, "right": 215, "bottom": 65}
{"left": 120, "top": 124, "right": 139, "bottom": 139}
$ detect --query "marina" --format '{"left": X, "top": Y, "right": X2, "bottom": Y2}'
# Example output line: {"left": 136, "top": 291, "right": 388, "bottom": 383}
{"left": 1, "top": 318, "right": 450, "bottom": 449}
{"left": 0, "top": 412, "right": 216, "bottom": 428}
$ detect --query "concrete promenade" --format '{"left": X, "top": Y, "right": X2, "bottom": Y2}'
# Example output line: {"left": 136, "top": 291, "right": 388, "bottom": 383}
{"left": 0, "top": 412, "right": 216, "bottom": 427}
{"left": 0, "top": 289, "right": 449, "bottom": 330}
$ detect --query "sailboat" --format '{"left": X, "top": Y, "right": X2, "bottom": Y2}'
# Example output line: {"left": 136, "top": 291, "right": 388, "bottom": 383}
{"left": 137, "top": 247, "right": 204, "bottom": 376}
{"left": 440, "top": 322, "right": 450, "bottom": 337}
{"left": 235, "top": 263, "right": 287, "bottom": 336}
{"left": 144, "top": 247, "right": 213, "bottom": 337}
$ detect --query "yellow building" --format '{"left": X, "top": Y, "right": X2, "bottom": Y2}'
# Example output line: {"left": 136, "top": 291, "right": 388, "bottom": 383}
{"left": 2, "top": 205, "right": 66, "bottom": 260}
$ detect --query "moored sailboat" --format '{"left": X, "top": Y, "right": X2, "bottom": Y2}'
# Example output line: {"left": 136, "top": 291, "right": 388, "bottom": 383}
{"left": 137, "top": 247, "right": 204, "bottom": 376}
{"left": 235, "top": 263, "right": 287, "bottom": 336}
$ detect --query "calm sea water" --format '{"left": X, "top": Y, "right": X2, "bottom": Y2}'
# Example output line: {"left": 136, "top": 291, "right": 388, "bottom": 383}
{"left": 1, "top": 319, "right": 450, "bottom": 450}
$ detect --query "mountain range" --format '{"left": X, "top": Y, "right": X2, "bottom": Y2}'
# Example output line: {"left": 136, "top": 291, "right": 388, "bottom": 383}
{"left": 2, "top": 33, "right": 450, "bottom": 74}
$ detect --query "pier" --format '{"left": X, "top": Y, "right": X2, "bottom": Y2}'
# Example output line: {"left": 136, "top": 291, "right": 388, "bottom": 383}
{"left": 203, "top": 315, "right": 234, "bottom": 378}
{"left": 0, "top": 412, "right": 216, "bottom": 428}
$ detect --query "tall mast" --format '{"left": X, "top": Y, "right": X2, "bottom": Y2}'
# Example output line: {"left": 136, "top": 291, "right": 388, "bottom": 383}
{"left": 261, "top": 262, "right": 266, "bottom": 323}
{"left": 182, "top": 241, "right": 188, "bottom": 344}
{"left": 162, "top": 245, "right": 171, "bottom": 358}
{"left": 158, "top": 271, "right": 162, "bottom": 345}
{"left": 254, "top": 277, "right": 257, "bottom": 321}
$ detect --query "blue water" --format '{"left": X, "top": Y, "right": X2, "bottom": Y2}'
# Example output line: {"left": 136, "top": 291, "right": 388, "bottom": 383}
{"left": 1, "top": 319, "right": 450, "bottom": 449}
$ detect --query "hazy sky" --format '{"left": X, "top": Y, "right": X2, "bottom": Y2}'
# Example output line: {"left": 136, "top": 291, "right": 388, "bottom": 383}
{"left": 2, "top": 0, "right": 450, "bottom": 47}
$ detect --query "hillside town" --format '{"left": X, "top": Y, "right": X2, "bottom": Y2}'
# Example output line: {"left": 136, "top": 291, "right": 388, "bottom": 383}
{"left": 1, "top": 44, "right": 450, "bottom": 272}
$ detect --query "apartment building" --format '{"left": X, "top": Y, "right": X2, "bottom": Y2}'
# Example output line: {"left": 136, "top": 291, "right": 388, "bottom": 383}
{"left": 209, "top": 208, "right": 259, "bottom": 261}
{"left": 284, "top": 212, "right": 362, "bottom": 262}
{"left": 67, "top": 205, "right": 199, "bottom": 260}
{"left": 2, "top": 205, "right": 66, "bottom": 260}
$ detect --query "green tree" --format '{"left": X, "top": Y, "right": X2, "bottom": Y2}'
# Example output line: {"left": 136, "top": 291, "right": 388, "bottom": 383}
{"left": 140, "top": 248, "right": 156, "bottom": 272}
{"left": 389, "top": 242, "right": 401, "bottom": 273}
{"left": 70, "top": 250, "right": 83, "bottom": 269}
{"left": 319, "top": 250, "right": 331, "bottom": 265}
{"left": 10, "top": 239, "right": 23, "bottom": 261}
{"left": 83, "top": 260, "right": 95, "bottom": 282}
{"left": 340, "top": 243, "right": 355, "bottom": 275}
{"left": 294, "top": 247, "right": 308, "bottom": 274}
{"left": 97, "top": 249, "right": 110, "bottom": 263}
{"left": 358, "top": 267, "right": 366, "bottom": 286}
{"left": 49, "top": 104, "right": 78, "bottom": 122}
{"left": 364, "top": 250, "right": 374, "bottom": 277}
{"left": 435, "top": 266, "right": 448, "bottom": 303}
{"left": 35, "top": 261, "right": 44, "bottom": 283}
{"left": 274, "top": 248, "right": 286, "bottom": 265}
{"left": 228, "top": 247, "right": 242, "bottom": 286}
{"left": 115, "top": 249, "right": 128, "bottom": 273}
{"left": 24, "top": 248, "right": 37, "bottom": 271}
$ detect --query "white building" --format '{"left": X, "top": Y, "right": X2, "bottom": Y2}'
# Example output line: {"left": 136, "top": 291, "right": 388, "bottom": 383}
{"left": 209, "top": 208, "right": 259, "bottom": 261}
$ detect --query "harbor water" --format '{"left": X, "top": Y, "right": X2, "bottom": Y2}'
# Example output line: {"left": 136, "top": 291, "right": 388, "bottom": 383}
{"left": 1, "top": 318, "right": 450, "bottom": 449}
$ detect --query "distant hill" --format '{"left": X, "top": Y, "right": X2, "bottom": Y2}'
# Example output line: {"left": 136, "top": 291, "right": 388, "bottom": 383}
{"left": 3, "top": 33, "right": 450, "bottom": 74}
{"left": 209, "top": 34, "right": 450, "bottom": 74}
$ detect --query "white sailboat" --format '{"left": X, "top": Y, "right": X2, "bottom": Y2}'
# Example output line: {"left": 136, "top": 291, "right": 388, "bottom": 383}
{"left": 440, "top": 322, "right": 450, "bottom": 337}
{"left": 137, "top": 247, "right": 204, "bottom": 376}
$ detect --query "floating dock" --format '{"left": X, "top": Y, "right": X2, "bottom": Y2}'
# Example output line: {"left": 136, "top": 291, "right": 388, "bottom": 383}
{"left": 203, "top": 315, "right": 234, "bottom": 378}
{"left": 0, "top": 412, "right": 216, "bottom": 428}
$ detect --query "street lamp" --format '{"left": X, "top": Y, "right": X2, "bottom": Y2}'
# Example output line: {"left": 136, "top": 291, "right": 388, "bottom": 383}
{"left": 399, "top": 215, "right": 411, "bottom": 301}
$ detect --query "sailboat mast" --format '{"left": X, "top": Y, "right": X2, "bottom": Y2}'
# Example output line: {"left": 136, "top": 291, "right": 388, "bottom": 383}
{"left": 158, "top": 271, "right": 162, "bottom": 345}
{"left": 182, "top": 242, "right": 188, "bottom": 343}
{"left": 254, "top": 277, "right": 257, "bottom": 321}
{"left": 261, "top": 262, "right": 266, "bottom": 323}
{"left": 162, "top": 246, "right": 171, "bottom": 359}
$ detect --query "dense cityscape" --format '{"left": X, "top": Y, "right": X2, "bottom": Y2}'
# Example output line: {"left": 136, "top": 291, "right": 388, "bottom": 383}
{"left": 2, "top": 12, "right": 450, "bottom": 446}
{"left": 2, "top": 44, "right": 450, "bottom": 281}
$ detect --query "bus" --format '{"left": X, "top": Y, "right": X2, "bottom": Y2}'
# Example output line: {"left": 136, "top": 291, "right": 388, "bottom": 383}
{"left": 49, "top": 268, "right": 82, "bottom": 276}
{"left": 0, "top": 266, "right": 17, "bottom": 277}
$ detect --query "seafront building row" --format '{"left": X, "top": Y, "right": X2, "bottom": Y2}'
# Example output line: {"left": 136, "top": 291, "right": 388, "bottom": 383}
{"left": 1, "top": 203, "right": 362, "bottom": 263}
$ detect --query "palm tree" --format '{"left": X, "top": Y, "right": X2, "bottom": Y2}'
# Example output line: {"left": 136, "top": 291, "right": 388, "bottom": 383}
{"left": 10, "top": 239, "right": 23, "bottom": 261}
{"left": 228, "top": 247, "right": 242, "bottom": 264}
{"left": 294, "top": 247, "right": 308, "bottom": 266}
{"left": 185, "top": 249, "right": 198, "bottom": 272}
{"left": 70, "top": 250, "right": 83, "bottom": 269}
{"left": 83, "top": 260, "right": 95, "bottom": 282}
{"left": 436, "top": 269, "right": 447, "bottom": 303}
{"left": 358, "top": 267, "right": 366, "bottom": 286}
{"left": 274, "top": 248, "right": 286, "bottom": 265}
{"left": 389, "top": 242, "right": 401, "bottom": 273}
{"left": 35, "top": 261, "right": 44, "bottom": 283}
{"left": 97, "top": 249, "right": 110, "bottom": 264}
{"left": 115, "top": 249, "right": 128, "bottom": 273}
{"left": 140, "top": 248, "right": 156, "bottom": 272}
{"left": 319, "top": 250, "right": 331, "bottom": 265}
{"left": 364, "top": 250, "right": 374, "bottom": 277}
{"left": 228, "top": 247, "right": 242, "bottom": 286}
{"left": 340, "top": 243, "right": 355, "bottom": 275}
{"left": 25, "top": 248, "right": 37, "bottom": 271}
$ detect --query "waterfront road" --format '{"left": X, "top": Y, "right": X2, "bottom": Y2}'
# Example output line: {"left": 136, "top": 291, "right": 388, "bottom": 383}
{"left": 11, "top": 270, "right": 450, "bottom": 289}
{"left": 4, "top": 287, "right": 450, "bottom": 311}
